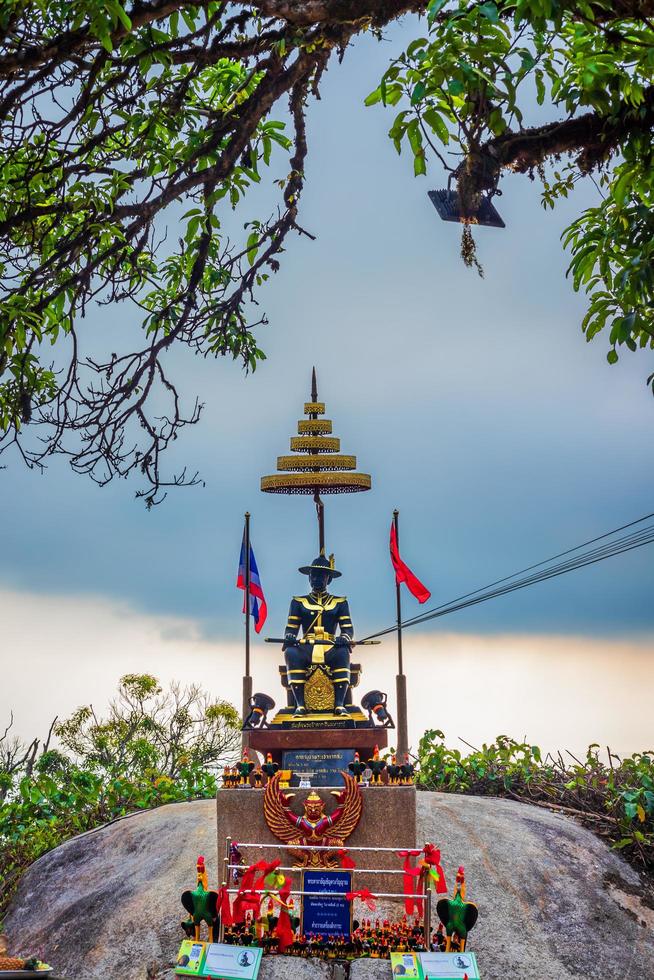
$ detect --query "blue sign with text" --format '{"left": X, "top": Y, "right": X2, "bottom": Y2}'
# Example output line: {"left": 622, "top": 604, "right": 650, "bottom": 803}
{"left": 283, "top": 748, "right": 355, "bottom": 786}
{"left": 302, "top": 869, "right": 352, "bottom": 939}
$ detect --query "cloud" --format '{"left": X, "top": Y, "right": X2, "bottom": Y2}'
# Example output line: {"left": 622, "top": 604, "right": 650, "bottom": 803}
{"left": 2, "top": 587, "right": 651, "bottom": 760}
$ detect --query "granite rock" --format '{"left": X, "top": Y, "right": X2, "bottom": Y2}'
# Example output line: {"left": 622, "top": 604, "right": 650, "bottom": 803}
{"left": 3, "top": 793, "right": 653, "bottom": 980}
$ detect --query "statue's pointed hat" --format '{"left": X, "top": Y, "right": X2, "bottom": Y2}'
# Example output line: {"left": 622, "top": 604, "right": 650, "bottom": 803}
{"left": 298, "top": 553, "right": 341, "bottom": 579}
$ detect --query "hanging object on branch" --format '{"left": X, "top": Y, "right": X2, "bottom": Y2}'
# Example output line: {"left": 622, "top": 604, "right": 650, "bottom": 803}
{"left": 428, "top": 188, "right": 505, "bottom": 228}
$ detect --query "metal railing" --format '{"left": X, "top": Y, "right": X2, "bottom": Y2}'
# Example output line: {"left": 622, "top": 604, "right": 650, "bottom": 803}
{"left": 220, "top": 835, "right": 432, "bottom": 946}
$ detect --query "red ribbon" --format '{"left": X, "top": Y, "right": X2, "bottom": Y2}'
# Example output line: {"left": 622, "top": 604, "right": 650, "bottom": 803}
{"left": 422, "top": 844, "right": 448, "bottom": 895}
{"left": 346, "top": 888, "right": 377, "bottom": 911}
{"left": 338, "top": 849, "right": 356, "bottom": 870}
{"left": 254, "top": 859, "right": 281, "bottom": 891}
{"left": 397, "top": 849, "right": 423, "bottom": 915}
{"left": 232, "top": 860, "right": 268, "bottom": 922}
{"left": 274, "top": 877, "right": 295, "bottom": 952}
{"left": 217, "top": 885, "right": 233, "bottom": 927}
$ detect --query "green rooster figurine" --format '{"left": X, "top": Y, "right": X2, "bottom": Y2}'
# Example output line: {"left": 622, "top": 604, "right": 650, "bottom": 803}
{"left": 348, "top": 751, "right": 367, "bottom": 783}
{"left": 181, "top": 855, "right": 220, "bottom": 943}
{"left": 387, "top": 753, "right": 401, "bottom": 784}
{"left": 367, "top": 745, "right": 387, "bottom": 785}
{"left": 236, "top": 748, "right": 256, "bottom": 786}
{"left": 436, "top": 866, "right": 478, "bottom": 953}
{"left": 400, "top": 753, "right": 415, "bottom": 784}
{"left": 262, "top": 752, "right": 279, "bottom": 782}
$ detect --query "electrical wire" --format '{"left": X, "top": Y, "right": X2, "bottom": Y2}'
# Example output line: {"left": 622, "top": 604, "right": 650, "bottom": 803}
{"left": 364, "top": 523, "right": 654, "bottom": 639}
{"left": 360, "top": 512, "right": 654, "bottom": 642}
{"left": 383, "top": 510, "right": 654, "bottom": 634}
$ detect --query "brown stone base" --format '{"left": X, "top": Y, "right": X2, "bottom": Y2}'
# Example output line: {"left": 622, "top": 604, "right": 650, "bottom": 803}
{"left": 216, "top": 783, "right": 416, "bottom": 898}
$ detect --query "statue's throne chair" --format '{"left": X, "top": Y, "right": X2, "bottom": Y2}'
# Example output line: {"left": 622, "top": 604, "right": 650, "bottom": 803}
{"left": 273, "top": 627, "right": 367, "bottom": 725}
{"left": 278, "top": 661, "right": 362, "bottom": 713}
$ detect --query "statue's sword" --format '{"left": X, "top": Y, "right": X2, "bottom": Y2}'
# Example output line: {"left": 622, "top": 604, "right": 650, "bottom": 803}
{"left": 263, "top": 638, "right": 380, "bottom": 644}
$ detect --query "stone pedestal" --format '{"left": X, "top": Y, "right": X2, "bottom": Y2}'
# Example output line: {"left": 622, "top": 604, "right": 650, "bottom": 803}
{"left": 216, "top": 784, "right": 416, "bottom": 899}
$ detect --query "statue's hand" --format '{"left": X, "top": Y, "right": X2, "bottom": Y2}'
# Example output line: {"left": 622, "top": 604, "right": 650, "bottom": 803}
{"left": 334, "top": 635, "right": 351, "bottom": 648}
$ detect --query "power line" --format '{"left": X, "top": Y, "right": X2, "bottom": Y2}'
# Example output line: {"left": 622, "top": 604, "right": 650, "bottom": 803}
{"left": 384, "top": 510, "right": 654, "bottom": 634}
{"left": 364, "top": 523, "right": 654, "bottom": 639}
{"left": 360, "top": 512, "right": 654, "bottom": 642}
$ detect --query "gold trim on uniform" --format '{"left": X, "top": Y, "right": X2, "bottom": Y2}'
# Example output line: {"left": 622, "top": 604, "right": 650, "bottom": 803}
{"left": 294, "top": 595, "right": 346, "bottom": 612}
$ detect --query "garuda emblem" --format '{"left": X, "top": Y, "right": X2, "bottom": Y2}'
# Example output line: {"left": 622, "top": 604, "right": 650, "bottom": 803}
{"left": 263, "top": 771, "right": 362, "bottom": 868}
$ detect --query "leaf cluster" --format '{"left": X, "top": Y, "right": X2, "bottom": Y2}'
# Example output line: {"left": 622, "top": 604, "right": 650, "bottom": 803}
{"left": 416, "top": 729, "right": 654, "bottom": 876}
{"left": 368, "top": 0, "right": 654, "bottom": 390}
{"left": 0, "top": 673, "right": 241, "bottom": 919}
{"left": 0, "top": 1, "right": 332, "bottom": 502}
{"left": 3, "top": 0, "right": 654, "bottom": 503}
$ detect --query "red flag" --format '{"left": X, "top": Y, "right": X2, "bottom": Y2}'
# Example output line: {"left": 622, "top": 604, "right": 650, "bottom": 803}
{"left": 390, "top": 522, "right": 431, "bottom": 603}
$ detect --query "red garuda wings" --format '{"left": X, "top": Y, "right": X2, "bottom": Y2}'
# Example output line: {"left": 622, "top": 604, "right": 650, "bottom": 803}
{"left": 263, "top": 771, "right": 362, "bottom": 867}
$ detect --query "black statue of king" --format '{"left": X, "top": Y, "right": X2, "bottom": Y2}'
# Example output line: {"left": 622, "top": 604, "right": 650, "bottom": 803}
{"left": 282, "top": 554, "right": 354, "bottom": 717}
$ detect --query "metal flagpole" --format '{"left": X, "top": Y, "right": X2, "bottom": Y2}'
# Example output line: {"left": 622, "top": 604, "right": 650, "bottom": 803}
{"left": 242, "top": 513, "right": 252, "bottom": 753}
{"left": 394, "top": 509, "right": 409, "bottom": 758}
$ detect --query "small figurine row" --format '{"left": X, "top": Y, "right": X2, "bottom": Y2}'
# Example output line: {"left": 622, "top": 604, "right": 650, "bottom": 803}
{"left": 220, "top": 747, "right": 417, "bottom": 789}
{"left": 350, "top": 915, "right": 427, "bottom": 956}
{"left": 222, "top": 914, "right": 428, "bottom": 960}
{"left": 221, "top": 750, "right": 279, "bottom": 789}
{"left": 348, "top": 747, "right": 415, "bottom": 785}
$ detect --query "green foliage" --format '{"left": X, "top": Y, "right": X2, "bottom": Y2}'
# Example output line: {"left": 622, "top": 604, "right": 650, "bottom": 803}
{"left": 0, "top": 674, "right": 240, "bottom": 919}
{"left": 0, "top": 3, "right": 309, "bottom": 499}
{"left": 2, "top": 1, "right": 654, "bottom": 498}
{"left": 417, "top": 730, "right": 654, "bottom": 872}
{"left": 368, "top": 1, "right": 654, "bottom": 392}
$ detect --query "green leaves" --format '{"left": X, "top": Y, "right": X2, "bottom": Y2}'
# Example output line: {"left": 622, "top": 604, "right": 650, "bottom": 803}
{"left": 0, "top": 7, "right": 304, "bottom": 498}
{"left": 478, "top": 2, "right": 499, "bottom": 23}
{"left": 366, "top": 0, "right": 654, "bottom": 396}
{"left": 1, "top": 673, "right": 241, "bottom": 917}
{"left": 417, "top": 734, "right": 654, "bottom": 871}
{"left": 427, "top": 0, "right": 449, "bottom": 25}
{"left": 564, "top": 180, "right": 654, "bottom": 390}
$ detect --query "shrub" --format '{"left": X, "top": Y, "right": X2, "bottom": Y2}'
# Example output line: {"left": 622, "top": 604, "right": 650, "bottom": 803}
{"left": 417, "top": 730, "right": 654, "bottom": 873}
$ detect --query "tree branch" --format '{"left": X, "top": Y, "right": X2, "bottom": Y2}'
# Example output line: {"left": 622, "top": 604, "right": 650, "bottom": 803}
{"left": 474, "top": 85, "right": 654, "bottom": 183}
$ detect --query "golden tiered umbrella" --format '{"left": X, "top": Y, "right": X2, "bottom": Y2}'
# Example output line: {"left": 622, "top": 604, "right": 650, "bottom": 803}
{"left": 261, "top": 368, "right": 371, "bottom": 550}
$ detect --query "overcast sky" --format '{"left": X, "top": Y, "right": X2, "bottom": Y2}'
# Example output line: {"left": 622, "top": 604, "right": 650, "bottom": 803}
{"left": 1, "top": 17, "right": 652, "bottom": 752}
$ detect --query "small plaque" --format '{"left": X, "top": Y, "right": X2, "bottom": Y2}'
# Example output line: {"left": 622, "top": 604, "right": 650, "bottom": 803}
{"left": 301, "top": 868, "right": 352, "bottom": 938}
{"left": 390, "top": 950, "right": 422, "bottom": 977}
{"left": 176, "top": 940, "right": 206, "bottom": 975}
{"left": 203, "top": 944, "right": 262, "bottom": 979}
{"left": 419, "top": 951, "right": 480, "bottom": 978}
{"left": 175, "top": 942, "right": 262, "bottom": 979}
{"left": 283, "top": 748, "right": 355, "bottom": 786}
